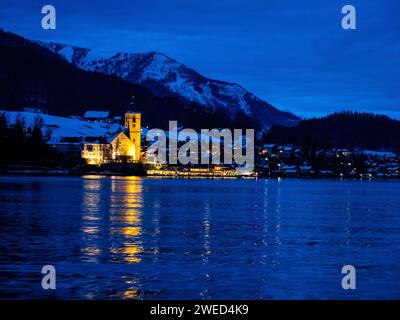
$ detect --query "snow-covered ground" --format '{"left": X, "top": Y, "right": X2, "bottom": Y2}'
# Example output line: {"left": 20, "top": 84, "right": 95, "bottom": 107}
{"left": 1, "top": 110, "right": 123, "bottom": 143}
{"left": 1, "top": 110, "right": 246, "bottom": 147}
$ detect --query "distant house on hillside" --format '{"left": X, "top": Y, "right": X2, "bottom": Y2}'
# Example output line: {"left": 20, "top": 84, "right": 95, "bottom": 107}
{"left": 83, "top": 111, "right": 110, "bottom": 122}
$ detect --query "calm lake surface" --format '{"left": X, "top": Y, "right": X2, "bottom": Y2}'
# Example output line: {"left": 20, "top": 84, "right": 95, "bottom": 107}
{"left": 0, "top": 175, "right": 399, "bottom": 299}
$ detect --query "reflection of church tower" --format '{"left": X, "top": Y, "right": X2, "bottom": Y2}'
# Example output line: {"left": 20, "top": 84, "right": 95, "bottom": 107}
{"left": 125, "top": 96, "right": 141, "bottom": 162}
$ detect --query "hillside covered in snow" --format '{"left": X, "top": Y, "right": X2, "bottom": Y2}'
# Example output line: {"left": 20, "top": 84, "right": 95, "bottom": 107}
{"left": 1, "top": 110, "right": 123, "bottom": 144}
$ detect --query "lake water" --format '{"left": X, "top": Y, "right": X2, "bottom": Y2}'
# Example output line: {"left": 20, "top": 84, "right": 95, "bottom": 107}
{"left": 0, "top": 175, "right": 399, "bottom": 299}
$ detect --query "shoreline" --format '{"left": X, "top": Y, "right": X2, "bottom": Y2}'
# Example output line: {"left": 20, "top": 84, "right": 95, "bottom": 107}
{"left": 1, "top": 169, "right": 400, "bottom": 181}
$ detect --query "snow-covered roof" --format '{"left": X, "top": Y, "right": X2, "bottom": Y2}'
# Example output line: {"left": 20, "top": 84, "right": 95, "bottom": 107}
{"left": 282, "top": 165, "right": 296, "bottom": 170}
{"left": 83, "top": 111, "right": 110, "bottom": 119}
{"left": 106, "top": 131, "right": 131, "bottom": 143}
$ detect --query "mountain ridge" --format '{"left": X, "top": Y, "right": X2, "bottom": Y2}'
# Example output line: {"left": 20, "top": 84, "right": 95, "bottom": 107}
{"left": 37, "top": 40, "right": 300, "bottom": 129}
{"left": 1, "top": 29, "right": 259, "bottom": 130}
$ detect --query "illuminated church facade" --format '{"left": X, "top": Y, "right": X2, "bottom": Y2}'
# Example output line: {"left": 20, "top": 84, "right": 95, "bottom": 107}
{"left": 81, "top": 111, "right": 141, "bottom": 165}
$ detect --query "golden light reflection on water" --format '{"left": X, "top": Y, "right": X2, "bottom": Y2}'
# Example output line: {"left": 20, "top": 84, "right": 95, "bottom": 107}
{"left": 81, "top": 176, "right": 144, "bottom": 299}
{"left": 82, "top": 226, "right": 99, "bottom": 234}
{"left": 82, "top": 246, "right": 101, "bottom": 256}
{"left": 122, "top": 288, "right": 138, "bottom": 299}
{"left": 117, "top": 276, "right": 141, "bottom": 300}
{"left": 119, "top": 226, "right": 141, "bottom": 237}
{"left": 110, "top": 177, "right": 143, "bottom": 299}
{"left": 110, "top": 176, "right": 143, "bottom": 264}
{"left": 110, "top": 246, "right": 142, "bottom": 264}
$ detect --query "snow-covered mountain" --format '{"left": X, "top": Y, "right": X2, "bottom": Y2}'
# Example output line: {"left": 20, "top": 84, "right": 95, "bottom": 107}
{"left": 38, "top": 41, "right": 299, "bottom": 129}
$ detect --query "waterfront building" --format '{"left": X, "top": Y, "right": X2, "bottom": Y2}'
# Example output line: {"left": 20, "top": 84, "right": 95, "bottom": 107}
{"left": 81, "top": 111, "right": 141, "bottom": 165}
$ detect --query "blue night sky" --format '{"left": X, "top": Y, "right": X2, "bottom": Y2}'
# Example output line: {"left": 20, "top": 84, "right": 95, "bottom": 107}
{"left": 1, "top": 0, "right": 399, "bottom": 119}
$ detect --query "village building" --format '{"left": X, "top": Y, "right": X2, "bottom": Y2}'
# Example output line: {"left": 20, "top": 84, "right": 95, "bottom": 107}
{"left": 54, "top": 136, "right": 83, "bottom": 155}
{"left": 81, "top": 111, "right": 141, "bottom": 165}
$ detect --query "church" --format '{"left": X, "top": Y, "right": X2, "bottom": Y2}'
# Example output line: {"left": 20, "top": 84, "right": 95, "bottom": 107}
{"left": 81, "top": 111, "right": 141, "bottom": 165}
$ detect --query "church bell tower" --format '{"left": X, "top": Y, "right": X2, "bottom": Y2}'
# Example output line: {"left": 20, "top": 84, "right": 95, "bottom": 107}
{"left": 124, "top": 96, "right": 141, "bottom": 161}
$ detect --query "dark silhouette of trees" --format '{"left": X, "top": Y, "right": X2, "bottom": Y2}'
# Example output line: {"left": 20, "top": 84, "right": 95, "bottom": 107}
{"left": 265, "top": 111, "right": 400, "bottom": 152}
{"left": 0, "top": 115, "right": 61, "bottom": 165}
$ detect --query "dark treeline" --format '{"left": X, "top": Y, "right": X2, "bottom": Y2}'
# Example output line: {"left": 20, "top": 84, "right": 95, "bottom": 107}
{"left": 0, "top": 113, "right": 61, "bottom": 165}
{"left": 264, "top": 111, "right": 400, "bottom": 152}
